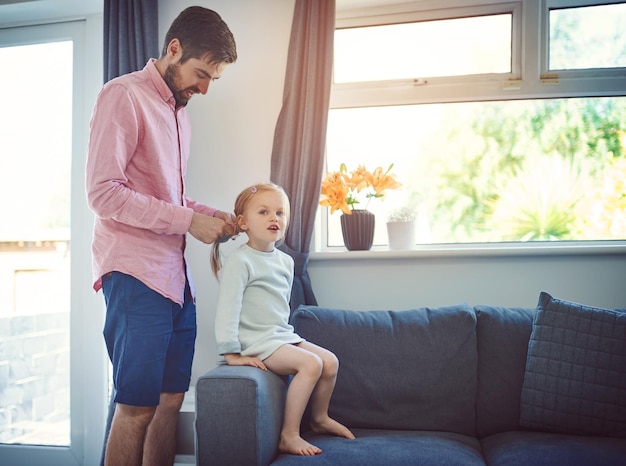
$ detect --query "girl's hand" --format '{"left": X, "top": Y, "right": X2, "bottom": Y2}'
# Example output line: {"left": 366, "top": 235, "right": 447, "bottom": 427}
{"left": 224, "top": 353, "right": 267, "bottom": 371}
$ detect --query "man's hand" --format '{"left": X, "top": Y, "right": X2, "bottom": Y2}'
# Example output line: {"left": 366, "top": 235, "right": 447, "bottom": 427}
{"left": 224, "top": 353, "right": 267, "bottom": 371}
{"left": 213, "top": 210, "right": 238, "bottom": 231}
{"left": 188, "top": 212, "right": 237, "bottom": 244}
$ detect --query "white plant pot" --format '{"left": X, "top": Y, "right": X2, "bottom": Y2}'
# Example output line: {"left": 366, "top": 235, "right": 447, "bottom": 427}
{"left": 386, "top": 221, "right": 416, "bottom": 250}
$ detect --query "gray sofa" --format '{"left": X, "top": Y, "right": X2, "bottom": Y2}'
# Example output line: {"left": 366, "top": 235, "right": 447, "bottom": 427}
{"left": 195, "top": 292, "right": 626, "bottom": 465}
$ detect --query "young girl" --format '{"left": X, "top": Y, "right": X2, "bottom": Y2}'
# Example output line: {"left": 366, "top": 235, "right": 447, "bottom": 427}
{"left": 211, "top": 182, "right": 355, "bottom": 456}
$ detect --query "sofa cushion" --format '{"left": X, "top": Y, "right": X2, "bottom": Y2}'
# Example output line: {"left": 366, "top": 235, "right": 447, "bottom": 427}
{"left": 291, "top": 304, "right": 477, "bottom": 436}
{"left": 481, "top": 430, "right": 626, "bottom": 466}
{"left": 272, "top": 429, "right": 485, "bottom": 466}
{"left": 475, "top": 305, "right": 535, "bottom": 438}
{"left": 519, "top": 292, "right": 626, "bottom": 437}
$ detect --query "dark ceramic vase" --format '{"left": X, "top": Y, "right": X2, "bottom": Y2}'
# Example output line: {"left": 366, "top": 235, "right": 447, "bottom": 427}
{"left": 340, "top": 209, "right": 375, "bottom": 251}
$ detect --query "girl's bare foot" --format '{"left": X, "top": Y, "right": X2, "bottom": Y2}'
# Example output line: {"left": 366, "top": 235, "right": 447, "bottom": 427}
{"left": 279, "top": 433, "right": 322, "bottom": 456}
{"left": 311, "top": 417, "right": 356, "bottom": 440}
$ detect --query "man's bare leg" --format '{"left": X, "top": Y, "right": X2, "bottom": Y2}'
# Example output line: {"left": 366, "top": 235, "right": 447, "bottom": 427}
{"left": 143, "top": 392, "right": 185, "bottom": 466}
{"left": 104, "top": 403, "right": 155, "bottom": 466}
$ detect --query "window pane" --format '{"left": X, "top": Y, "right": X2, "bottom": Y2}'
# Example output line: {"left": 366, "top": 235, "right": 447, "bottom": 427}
{"left": 334, "top": 14, "right": 512, "bottom": 83}
{"left": 549, "top": 3, "right": 626, "bottom": 70}
{"left": 325, "top": 97, "right": 626, "bottom": 246}
{"left": 0, "top": 41, "right": 72, "bottom": 446}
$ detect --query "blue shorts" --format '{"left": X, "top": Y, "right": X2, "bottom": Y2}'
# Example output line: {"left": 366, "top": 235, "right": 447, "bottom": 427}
{"left": 102, "top": 272, "right": 196, "bottom": 407}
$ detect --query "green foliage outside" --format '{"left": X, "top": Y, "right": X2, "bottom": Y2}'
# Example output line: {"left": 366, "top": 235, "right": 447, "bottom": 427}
{"left": 420, "top": 97, "right": 626, "bottom": 243}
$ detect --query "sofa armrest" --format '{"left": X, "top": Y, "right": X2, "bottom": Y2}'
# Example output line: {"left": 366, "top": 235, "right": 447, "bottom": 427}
{"left": 195, "top": 365, "right": 287, "bottom": 466}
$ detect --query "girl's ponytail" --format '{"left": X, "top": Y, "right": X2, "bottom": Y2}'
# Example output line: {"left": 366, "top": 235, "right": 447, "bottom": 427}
{"left": 210, "top": 240, "right": 223, "bottom": 279}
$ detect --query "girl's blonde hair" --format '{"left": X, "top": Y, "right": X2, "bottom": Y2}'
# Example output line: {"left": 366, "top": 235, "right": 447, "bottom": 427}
{"left": 210, "top": 182, "right": 290, "bottom": 278}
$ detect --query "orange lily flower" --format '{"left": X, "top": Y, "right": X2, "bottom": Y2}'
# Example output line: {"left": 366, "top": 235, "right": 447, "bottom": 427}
{"left": 319, "top": 163, "right": 402, "bottom": 215}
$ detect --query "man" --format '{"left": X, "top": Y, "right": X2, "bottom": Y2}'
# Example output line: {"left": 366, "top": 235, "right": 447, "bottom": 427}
{"left": 86, "top": 7, "right": 237, "bottom": 466}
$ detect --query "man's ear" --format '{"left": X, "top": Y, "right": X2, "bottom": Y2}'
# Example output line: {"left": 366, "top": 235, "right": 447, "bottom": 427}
{"left": 166, "top": 38, "right": 183, "bottom": 59}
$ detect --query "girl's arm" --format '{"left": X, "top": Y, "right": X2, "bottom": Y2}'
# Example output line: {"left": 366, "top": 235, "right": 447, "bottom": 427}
{"left": 215, "top": 253, "right": 249, "bottom": 355}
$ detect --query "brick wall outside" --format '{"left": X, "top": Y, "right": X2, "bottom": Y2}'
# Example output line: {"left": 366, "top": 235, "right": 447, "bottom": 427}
{"left": 0, "top": 311, "right": 70, "bottom": 445}
{"left": 0, "top": 242, "right": 70, "bottom": 446}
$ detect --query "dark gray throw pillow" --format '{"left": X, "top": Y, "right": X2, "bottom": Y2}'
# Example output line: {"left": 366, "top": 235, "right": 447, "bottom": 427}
{"left": 519, "top": 291, "right": 626, "bottom": 437}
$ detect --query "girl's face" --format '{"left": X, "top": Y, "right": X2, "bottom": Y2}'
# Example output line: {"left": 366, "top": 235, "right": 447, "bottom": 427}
{"left": 238, "top": 190, "right": 288, "bottom": 252}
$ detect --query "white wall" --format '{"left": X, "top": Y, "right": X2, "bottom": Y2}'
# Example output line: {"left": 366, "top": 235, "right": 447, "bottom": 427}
{"left": 157, "top": 1, "right": 626, "bottom": 390}
{"left": 309, "top": 250, "right": 626, "bottom": 311}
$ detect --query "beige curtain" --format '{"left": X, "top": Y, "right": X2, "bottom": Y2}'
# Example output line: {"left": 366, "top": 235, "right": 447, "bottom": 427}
{"left": 270, "top": 0, "right": 335, "bottom": 312}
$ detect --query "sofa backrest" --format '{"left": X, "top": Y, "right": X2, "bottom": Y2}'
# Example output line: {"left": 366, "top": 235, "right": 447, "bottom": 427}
{"left": 474, "top": 305, "right": 536, "bottom": 438}
{"left": 291, "top": 304, "right": 478, "bottom": 437}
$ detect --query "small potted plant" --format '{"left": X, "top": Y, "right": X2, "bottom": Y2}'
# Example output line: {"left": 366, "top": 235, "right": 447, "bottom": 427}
{"left": 386, "top": 202, "right": 417, "bottom": 250}
{"left": 320, "top": 163, "right": 402, "bottom": 250}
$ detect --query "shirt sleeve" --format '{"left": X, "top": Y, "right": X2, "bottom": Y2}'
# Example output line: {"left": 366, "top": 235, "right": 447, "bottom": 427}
{"left": 85, "top": 83, "right": 194, "bottom": 235}
{"left": 185, "top": 197, "right": 218, "bottom": 217}
{"left": 214, "top": 253, "right": 248, "bottom": 355}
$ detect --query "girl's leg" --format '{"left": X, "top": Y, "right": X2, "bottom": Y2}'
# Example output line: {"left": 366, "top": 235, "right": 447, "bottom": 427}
{"left": 296, "top": 342, "right": 355, "bottom": 440}
{"left": 263, "top": 344, "right": 324, "bottom": 456}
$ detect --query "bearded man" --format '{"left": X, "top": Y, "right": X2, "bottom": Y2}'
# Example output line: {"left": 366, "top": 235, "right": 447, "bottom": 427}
{"left": 86, "top": 7, "right": 237, "bottom": 466}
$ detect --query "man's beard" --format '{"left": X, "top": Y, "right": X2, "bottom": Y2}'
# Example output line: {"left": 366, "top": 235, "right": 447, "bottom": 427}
{"left": 163, "top": 64, "right": 195, "bottom": 108}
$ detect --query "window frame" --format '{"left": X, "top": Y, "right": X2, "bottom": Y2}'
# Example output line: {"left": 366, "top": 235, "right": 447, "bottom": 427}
{"left": 317, "top": 0, "right": 626, "bottom": 252}
{"left": 331, "top": 0, "right": 626, "bottom": 107}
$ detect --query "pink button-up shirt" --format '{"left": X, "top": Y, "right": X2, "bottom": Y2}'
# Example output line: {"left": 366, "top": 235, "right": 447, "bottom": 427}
{"left": 86, "top": 59, "right": 216, "bottom": 305}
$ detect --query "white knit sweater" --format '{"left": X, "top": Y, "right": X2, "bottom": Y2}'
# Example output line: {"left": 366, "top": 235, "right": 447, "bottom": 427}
{"left": 214, "top": 244, "right": 303, "bottom": 361}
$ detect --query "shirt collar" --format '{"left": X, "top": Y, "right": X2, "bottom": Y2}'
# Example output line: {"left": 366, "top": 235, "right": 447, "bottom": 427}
{"left": 145, "top": 58, "right": 177, "bottom": 107}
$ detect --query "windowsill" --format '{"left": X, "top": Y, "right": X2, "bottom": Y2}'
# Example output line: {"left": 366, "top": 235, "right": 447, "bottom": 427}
{"left": 311, "top": 241, "right": 626, "bottom": 260}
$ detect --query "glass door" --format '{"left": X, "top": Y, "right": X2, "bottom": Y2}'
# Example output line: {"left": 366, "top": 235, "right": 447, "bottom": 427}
{"left": 0, "top": 37, "right": 72, "bottom": 447}
{"left": 0, "top": 20, "right": 107, "bottom": 466}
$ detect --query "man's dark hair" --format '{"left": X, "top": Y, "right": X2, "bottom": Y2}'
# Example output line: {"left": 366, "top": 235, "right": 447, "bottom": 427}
{"left": 161, "top": 6, "right": 237, "bottom": 65}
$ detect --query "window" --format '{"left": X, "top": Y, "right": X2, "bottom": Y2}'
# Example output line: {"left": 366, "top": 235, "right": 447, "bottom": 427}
{"left": 334, "top": 13, "right": 512, "bottom": 82}
{"left": 321, "top": 0, "right": 626, "bottom": 250}
{"left": 549, "top": 2, "right": 626, "bottom": 70}
{"left": 0, "top": 38, "right": 72, "bottom": 448}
